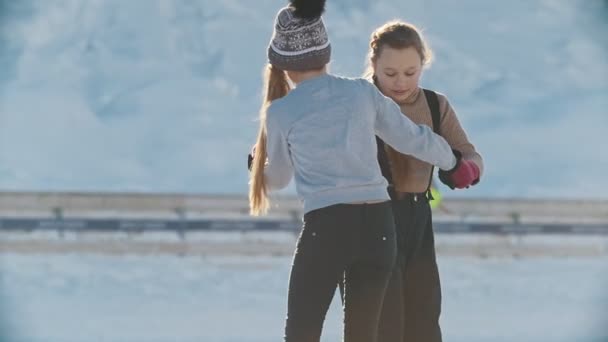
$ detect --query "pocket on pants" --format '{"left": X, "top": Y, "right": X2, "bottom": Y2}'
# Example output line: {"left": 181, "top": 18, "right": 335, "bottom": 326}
{"left": 361, "top": 203, "right": 398, "bottom": 270}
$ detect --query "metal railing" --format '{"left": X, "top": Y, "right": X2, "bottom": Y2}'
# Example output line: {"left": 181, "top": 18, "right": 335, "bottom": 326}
{"left": 1, "top": 191, "right": 607, "bottom": 235}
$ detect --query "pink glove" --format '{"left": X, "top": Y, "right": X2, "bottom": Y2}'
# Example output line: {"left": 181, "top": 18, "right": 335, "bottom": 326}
{"left": 439, "top": 150, "right": 480, "bottom": 189}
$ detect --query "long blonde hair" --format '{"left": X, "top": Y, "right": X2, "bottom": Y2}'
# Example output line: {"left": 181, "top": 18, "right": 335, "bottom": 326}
{"left": 249, "top": 64, "right": 291, "bottom": 216}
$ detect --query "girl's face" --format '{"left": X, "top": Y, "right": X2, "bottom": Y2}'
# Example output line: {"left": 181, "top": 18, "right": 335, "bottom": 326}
{"left": 373, "top": 46, "right": 423, "bottom": 103}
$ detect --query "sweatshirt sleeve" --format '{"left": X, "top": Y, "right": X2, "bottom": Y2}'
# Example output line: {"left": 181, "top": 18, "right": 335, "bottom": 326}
{"left": 437, "top": 93, "right": 484, "bottom": 177}
{"left": 263, "top": 109, "right": 294, "bottom": 190}
{"left": 368, "top": 82, "right": 457, "bottom": 171}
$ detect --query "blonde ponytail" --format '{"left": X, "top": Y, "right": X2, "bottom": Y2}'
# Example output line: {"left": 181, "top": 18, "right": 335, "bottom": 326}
{"left": 249, "top": 64, "right": 291, "bottom": 215}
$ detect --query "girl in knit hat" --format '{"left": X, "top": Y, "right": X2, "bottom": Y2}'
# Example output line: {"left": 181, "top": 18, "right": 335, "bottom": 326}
{"left": 248, "top": 1, "right": 467, "bottom": 341}
{"left": 364, "top": 21, "right": 484, "bottom": 342}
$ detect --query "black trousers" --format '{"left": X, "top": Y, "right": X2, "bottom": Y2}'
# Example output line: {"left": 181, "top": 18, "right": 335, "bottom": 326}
{"left": 378, "top": 193, "right": 443, "bottom": 342}
{"left": 338, "top": 193, "right": 443, "bottom": 342}
{"left": 284, "top": 201, "right": 397, "bottom": 342}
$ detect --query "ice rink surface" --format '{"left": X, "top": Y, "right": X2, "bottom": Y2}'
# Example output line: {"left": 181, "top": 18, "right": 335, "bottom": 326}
{"left": 0, "top": 253, "right": 606, "bottom": 341}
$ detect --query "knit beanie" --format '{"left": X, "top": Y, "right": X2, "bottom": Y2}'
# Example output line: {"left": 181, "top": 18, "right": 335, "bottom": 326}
{"left": 267, "top": 0, "right": 331, "bottom": 71}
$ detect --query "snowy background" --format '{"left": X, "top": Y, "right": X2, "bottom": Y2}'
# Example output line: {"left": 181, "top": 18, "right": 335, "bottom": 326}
{"left": 1, "top": 2, "right": 607, "bottom": 340}
{"left": 0, "top": 0, "right": 607, "bottom": 198}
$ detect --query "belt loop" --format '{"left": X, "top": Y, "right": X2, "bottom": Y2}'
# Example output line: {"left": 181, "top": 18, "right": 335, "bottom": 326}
{"left": 387, "top": 185, "right": 396, "bottom": 200}
{"left": 426, "top": 189, "right": 434, "bottom": 201}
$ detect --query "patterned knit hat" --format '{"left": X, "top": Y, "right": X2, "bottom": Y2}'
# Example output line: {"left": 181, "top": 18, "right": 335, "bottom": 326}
{"left": 268, "top": 0, "right": 331, "bottom": 71}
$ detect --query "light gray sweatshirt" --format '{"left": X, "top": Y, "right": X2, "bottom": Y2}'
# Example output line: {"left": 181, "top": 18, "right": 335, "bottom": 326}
{"left": 264, "top": 73, "right": 456, "bottom": 213}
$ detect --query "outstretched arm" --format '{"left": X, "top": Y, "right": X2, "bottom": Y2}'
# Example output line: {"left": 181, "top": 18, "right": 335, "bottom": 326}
{"left": 369, "top": 82, "right": 456, "bottom": 171}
